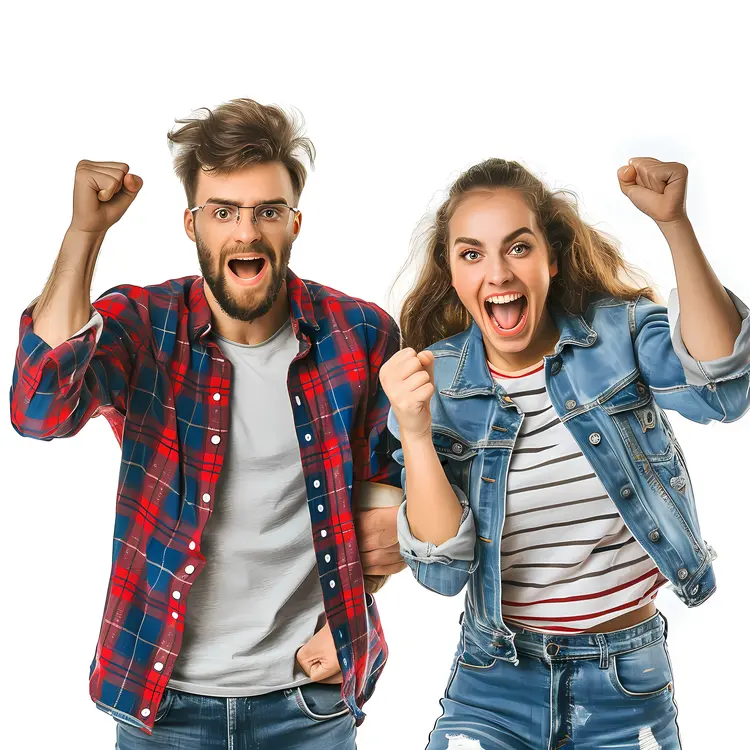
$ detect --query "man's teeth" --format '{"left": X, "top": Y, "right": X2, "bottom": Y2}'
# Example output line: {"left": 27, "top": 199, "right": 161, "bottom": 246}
{"left": 486, "top": 293, "right": 524, "bottom": 304}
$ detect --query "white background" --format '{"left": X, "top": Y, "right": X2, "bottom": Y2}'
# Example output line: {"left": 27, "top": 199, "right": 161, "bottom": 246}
{"left": 1, "top": 2, "right": 748, "bottom": 748}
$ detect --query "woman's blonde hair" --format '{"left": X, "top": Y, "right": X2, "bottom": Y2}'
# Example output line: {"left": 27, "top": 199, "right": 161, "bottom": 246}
{"left": 398, "top": 158, "right": 657, "bottom": 352}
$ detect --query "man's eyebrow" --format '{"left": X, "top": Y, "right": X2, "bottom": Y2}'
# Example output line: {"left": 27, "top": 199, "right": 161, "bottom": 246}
{"left": 203, "top": 197, "right": 290, "bottom": 206}
{"left": 453, "top": 226, "right": 535, "bottom": 248}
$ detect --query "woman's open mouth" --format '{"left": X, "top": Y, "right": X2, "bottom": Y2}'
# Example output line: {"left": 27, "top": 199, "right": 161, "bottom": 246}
{"left": 485, "top": 292, "right": 529, "bottom": 337}
{"left": 226, "top": 256, "right": 269, "bottom": 286}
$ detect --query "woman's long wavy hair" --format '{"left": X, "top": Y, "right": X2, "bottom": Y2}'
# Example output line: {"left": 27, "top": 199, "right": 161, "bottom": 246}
{"left": 397, "top": 158, "right": 658, "bottom": 352}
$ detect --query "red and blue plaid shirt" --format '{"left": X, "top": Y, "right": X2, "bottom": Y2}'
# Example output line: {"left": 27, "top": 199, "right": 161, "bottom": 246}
{"left": 10, "top": 270, "right": 401, "bottom": 733}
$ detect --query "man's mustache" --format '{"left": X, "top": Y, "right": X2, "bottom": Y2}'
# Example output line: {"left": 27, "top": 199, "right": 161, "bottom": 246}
{"left": 220, "top": 242, "right": 276, "bottom": 267}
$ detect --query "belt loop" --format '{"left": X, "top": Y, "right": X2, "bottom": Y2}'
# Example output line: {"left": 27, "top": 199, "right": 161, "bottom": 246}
{"left": 596, "top": 633, "right": 609, "bottom": 669}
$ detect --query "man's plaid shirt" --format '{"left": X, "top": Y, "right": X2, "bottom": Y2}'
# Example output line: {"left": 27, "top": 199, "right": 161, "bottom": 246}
{"left": 10, "top": 270, "right": 401, "bottom": 733}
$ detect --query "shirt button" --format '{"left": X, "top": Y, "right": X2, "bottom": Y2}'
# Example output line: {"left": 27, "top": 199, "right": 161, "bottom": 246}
{"left": 185, "top": 565, "right": 195, "bottom": 575}
{"left": 171, "top": 612, "right": 178, "bottom": 620}
{"left": 565, "top": 399, "right": 577, "bottom": 410}
{"left": 141, "top": 708, "right": 151, "bottom": 718}
{"left": 620, "top": 487, "right": 632, "bottom": 498}
{"left": 305, "top": 434, "right": 312, "bottom": 442}
{"left": 202, "top": 493, "right": 211, "bottom": 503}
{"left": 325, "top": 554, "right": 331, "bottom": 563}
{"left": 329, "top": 580, "right": 336, "bottom": 588}
{"left": 213, "top": 393, "right": 221, "bottom": 401}
{"left": 321, "top": 530, "right": 327, "bottom": 537}
{"left": 211, "top": 435, "right": 221, "bottom": 445}
{"left": 649, "top": 530, "right": 661, "bottom": 542}
{"left": 189, "top": 541, "right": 196, "bottom": 550}
{"left": 172, "top": 591, "right": 181, "bottom": 600}
{"left": 313, "top": 479, "right": 321, "bottom": 489}
{"left": 588, "top": 432, "right": 601, "bottom": 445}
{"left": 295, "top": 396, "right": 302, "bottom": 406}
{"left": 154, "top": 662, "right": 164, "bottom": 672}
{"left": 318, "top": 504, "right": 324, "bottom": 512}
{"left": 677, "top": 568, "right": 689, "bottom": 580}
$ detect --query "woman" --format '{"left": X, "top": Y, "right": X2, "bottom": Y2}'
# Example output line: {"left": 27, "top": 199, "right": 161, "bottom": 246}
{"left": 380, "top": 157, "right": 750, "bottom": 749}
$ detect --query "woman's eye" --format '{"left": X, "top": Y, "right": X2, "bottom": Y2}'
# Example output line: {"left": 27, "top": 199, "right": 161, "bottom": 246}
{"left": 462, "top": 250, "right": 481, "bottom": 261}
{"left": 509, "top": 242, "right": 530, "bottom": 256}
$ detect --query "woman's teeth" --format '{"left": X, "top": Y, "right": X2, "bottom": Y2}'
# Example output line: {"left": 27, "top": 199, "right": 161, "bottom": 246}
{"left": 485, "top": 293, "right": 524, "bottom": 305}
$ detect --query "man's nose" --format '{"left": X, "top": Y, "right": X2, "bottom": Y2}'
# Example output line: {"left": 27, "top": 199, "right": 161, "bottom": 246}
{"left": 231, "top": 207, "right": 262, "bottom": 242}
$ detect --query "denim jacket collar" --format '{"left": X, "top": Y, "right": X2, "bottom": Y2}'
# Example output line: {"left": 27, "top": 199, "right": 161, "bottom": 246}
{"left": 441, "top": 309, "right": 598, "bottom": 399}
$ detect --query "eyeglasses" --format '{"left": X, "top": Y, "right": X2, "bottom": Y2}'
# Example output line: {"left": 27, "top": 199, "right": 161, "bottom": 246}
{"left": 189, "top": 202, "right": 299, "bottom": 233}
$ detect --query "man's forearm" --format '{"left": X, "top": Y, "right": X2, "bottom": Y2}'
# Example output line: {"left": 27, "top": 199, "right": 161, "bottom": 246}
{"left": 32, "top": 227, "right": 106, "bottom": 348}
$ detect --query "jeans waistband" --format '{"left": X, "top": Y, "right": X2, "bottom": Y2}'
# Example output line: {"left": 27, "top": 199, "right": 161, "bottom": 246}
{"left": 506, "top": 612, "right": 666, "bottom": 667}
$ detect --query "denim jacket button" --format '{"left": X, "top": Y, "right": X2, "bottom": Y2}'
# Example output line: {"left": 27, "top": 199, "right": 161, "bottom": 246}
{"left": 669, "top": 475, "right": 686, "bottom": 491}
{"left": 649, "top": 529, "right": 661, "bottom": 542}
{"left": 551, "top": 361, "right": 561, "bottom": 375}
{"left": 677, "top": 568, "right": 689, "bottom": 580}
{"left": 451, "top": 442, "right": 464, "bottom": 455}
{"left": 588, "top": 432, "right": 601, "bottom": 445}
{"left": 565, "top": 399, "right": 577, "bottom": 410}
{"left": 620, "top": 486, "right": 632, "bottom": 498}
{"left": 637, "top": 383, "right": 647, "bottom": 396}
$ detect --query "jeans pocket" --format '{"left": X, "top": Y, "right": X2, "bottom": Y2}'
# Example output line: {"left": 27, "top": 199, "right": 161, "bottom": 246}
{"left": 153, "top": 688, "right": 177, "bottom": 724}
{"left": 609, "top": 640, "right": 674, "bottom": 699}
{"left": 293, "top": 683, "right": 351, "bottom": 722}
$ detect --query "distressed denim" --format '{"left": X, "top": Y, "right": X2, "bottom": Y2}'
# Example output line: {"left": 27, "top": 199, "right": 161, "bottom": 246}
{"left": 390, "top": 289, "right": 750, "bottom": 663}
{"left": 114, "top": 682, "right": 356, "bottom": 749}
{"left": 427, "top": 612, "right": 680, "bottom": 750}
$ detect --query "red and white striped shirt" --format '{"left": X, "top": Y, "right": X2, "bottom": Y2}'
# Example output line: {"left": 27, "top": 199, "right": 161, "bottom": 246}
{"left": 490, "top": 360, "right": 667, "bottom": 633}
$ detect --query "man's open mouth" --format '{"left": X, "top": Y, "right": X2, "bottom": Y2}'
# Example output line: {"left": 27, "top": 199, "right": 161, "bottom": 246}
{"left": 227, "top": 256, "right": 267, "bottom": 282}
{"left": 485, "top": 293, "right": 529, "bottom": 334}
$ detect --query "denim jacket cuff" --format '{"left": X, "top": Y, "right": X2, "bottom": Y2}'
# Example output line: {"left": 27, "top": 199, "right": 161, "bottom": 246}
{"left": 667, "top": 287, "right": 750, "bottom": 386}
{"left": 397, "top": 487, "right": 476, "bottom": 563}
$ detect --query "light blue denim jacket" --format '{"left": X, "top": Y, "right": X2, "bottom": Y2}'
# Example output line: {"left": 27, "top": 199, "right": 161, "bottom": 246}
{"left": 389, "top": 289, "right": 750, "bottom": 665}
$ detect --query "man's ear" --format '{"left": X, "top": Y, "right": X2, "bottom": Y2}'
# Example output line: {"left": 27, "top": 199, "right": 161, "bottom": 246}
{"left": 292, "top": 209, "right": 303, "bottom": 241}
{"left": 184, "top": 208, "right": 196, "bottom": 242}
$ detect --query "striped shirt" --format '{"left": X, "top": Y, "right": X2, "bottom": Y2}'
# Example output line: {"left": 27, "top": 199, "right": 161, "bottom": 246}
{"left": 490, "top": 361, "right": 667, "bottom": 633}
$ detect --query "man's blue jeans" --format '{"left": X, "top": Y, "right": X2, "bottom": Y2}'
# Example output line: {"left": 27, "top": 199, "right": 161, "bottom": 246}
{"left": 426, "top": 612, "right": 681, "bottom": 749}
{"left": 115, "top": 682, "right": 356, "bottom": 749}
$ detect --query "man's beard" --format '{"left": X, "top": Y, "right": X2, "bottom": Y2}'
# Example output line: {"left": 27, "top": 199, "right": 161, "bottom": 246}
{"left": 196, "top": 233, "right": 292, "bottom": 322}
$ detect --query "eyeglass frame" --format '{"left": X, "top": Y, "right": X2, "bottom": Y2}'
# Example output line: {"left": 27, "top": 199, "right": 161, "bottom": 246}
{"left": 188, "top": 201, "right": 300, "bottom": 228}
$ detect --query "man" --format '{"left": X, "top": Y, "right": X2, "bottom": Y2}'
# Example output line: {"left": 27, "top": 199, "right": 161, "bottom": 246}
{"left": 10, "top": 98, "right": 404, "bottom": 748}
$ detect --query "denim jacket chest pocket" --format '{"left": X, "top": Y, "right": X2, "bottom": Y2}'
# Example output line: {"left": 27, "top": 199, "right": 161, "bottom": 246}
{"left": 602, "top": 379, "right": 675, "bottom": 463}
{"left": 431, "top": 427, "right": 479, "bottom": 496}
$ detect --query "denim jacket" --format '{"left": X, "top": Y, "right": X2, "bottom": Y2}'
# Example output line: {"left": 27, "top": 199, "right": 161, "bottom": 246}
{"left": 389, "top": 289, "right": 750, "bottom": 665}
